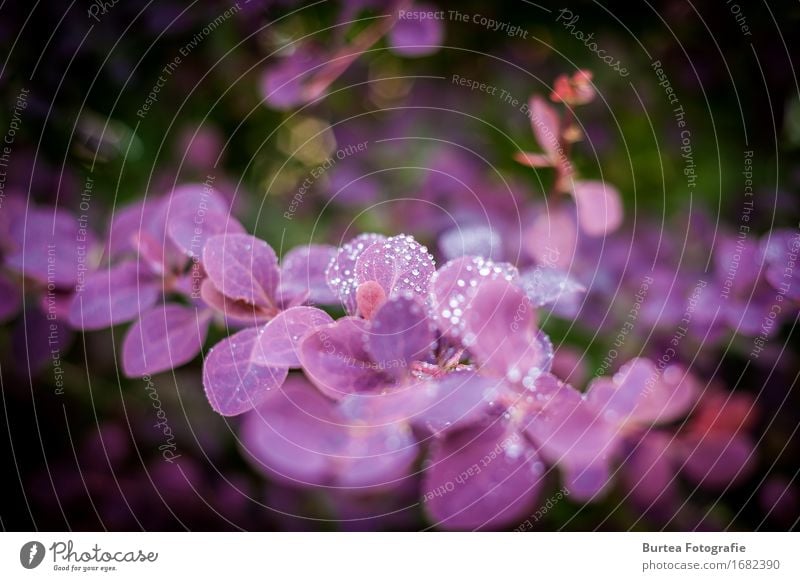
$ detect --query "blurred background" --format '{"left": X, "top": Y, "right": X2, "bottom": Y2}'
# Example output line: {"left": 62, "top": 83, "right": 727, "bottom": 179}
{"left": 1, "top": 0, "right": 799, "bottom": 531}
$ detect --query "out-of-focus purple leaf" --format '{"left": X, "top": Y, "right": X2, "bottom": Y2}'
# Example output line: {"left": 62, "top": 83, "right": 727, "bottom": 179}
{"left": 586, "top": 358, "right": 699, "bottom": 427}
{"left": 6, "top": 208, "right": 96, "bottom": 287}
{"left": 439, "top": 224, "right": 503, "bottom": 262}
{"left": 0, "top": 271, "right": 22, "bottom": 323}
{"left": 164, "top": 184, "right": 245, "bottom": 258}
{"left": 279, "top": 244, "right": 338, "bottom": 305}
{"left": 122, "top": 304, "right": 210, "bottom": 377}
{"left": 242, "top": 377, "right": 418, "bottom": 488}
{"left": 423, "top": 422, "right": 543, "bottom": 530}
{"left": 68, "top": 260, "right": 160, "bottom": 330}
{"left": 387, "top": 3, "right": 444, "bottom": 57}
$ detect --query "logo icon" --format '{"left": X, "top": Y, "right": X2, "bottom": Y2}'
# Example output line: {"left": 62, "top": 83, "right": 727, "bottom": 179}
{"left": 20, "top": 541, "right": 45, "bottom": 569}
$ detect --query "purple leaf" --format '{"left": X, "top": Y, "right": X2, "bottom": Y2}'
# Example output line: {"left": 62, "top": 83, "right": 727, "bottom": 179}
{"left": 242, "top": 377, "right": 418, "bottom": 487}
{"left": 585, "top": 358, "right": 699, "bottom": 426}
{"left": 676, "top": 433, "right": 756, "bottom": 490}
{"left": 14, "top": 306, "right": 74, "bottom": 374}
{"left": 523, "top": 208, "right": 577, "bottom": 270}
{"left": 127, "top": 197, "right": 185, "bottom": 275}
{"left": 761, "top": 229, "right": 800, "bottom": 301}
{"left": 122, "top": 304, "right": 210, "bottom": 377}
{"left": 0, "top": 272, "right": 22, "bottom": 323}
{"left": 278, "top": 244, "right": 338, "bottom": 305}
{"left": 240, "top": 376, "right": 343, "bottom": 485}
{"left": 364, "top": 294, "right": 436, "bottom": 380}
{"left": 525, "top": 374, "right": 619, "bottom": 496}
{"left": 259, "top": 47, "right": 328, "bottom": 111}
{"left": 164, "top": 185, "right": 245, "bottom": 258}
{"left": 6, "top": 208, "right": 96, "bottom": 287}
{"left": 422, "top": 422, "right": 543, "bottom": 530}
{"left": 439, "top": 224, "right": 503, "bottom": 262}
{"left": 463, "top": 279, "right": 551, "bottom": 384}
{"left": 414, "top": 371, "right": 502, "bottom": 434}
{"left": 430, "top": 255, "right": 518, "bottom": 339}
{"left": 199, "top": 279, "right": 275, "bottom": 325}
{"left": 68, "top": 260, "right": 160, "bottom": 330}
{"left": 354, "top": 234, "right": 435, "bottom": 300}
{"left": 621, "top": 432, "right": 681, "bottom": 510}
{"left": 203, "top": 233, "right": 280, "bottom": 310}
{"left": 298, "top": 317, "right": 390, "bottom": 400}
{"left": 518, "top": 265, "right": 585, "bottom": 308}
{"left": 387, "top": 3, "right": 444, "bottom": 57}
{"left": 203, "top": 326, "right": 289, "bottom": 416}
{"left": 107, "top": 199, "right": 147, "bottom": 258}
{"left": 326, "top": 233, "right": 387, "bottom": 315}
{"left": 252, "top": 306, "right": 334, "bottom": 368}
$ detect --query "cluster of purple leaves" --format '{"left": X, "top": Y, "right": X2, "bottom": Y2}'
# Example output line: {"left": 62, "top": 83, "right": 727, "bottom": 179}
{"left": 115, "top": 217, "right": 719, "bottom": 529}
{"left": 260, "top": 0, "right": 444, "bottom": 110}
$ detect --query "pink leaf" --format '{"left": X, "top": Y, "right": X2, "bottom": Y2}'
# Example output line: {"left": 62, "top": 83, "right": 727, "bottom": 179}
{"left": 528, "top": 95, "right": 561, "bottom": 159}
{"left": 430, "top": 255, "right": 518, "bottom": 340}
{"left": 463, "top": 279, "right": 551, "bottom": 383}
{"left": 199, "top": 279, "right": 275, "bottom": 325}
{"left": 326, "top": 233, "right": 387, "bottom": 315}
{"left": 203, "top": 233, "right": 280, "bottom": 310}
{"left": 252, "top": 306, "right": 334, "bottom": 368}
{"left": 571, "top": 180, "right": 623, "bottom": 236}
